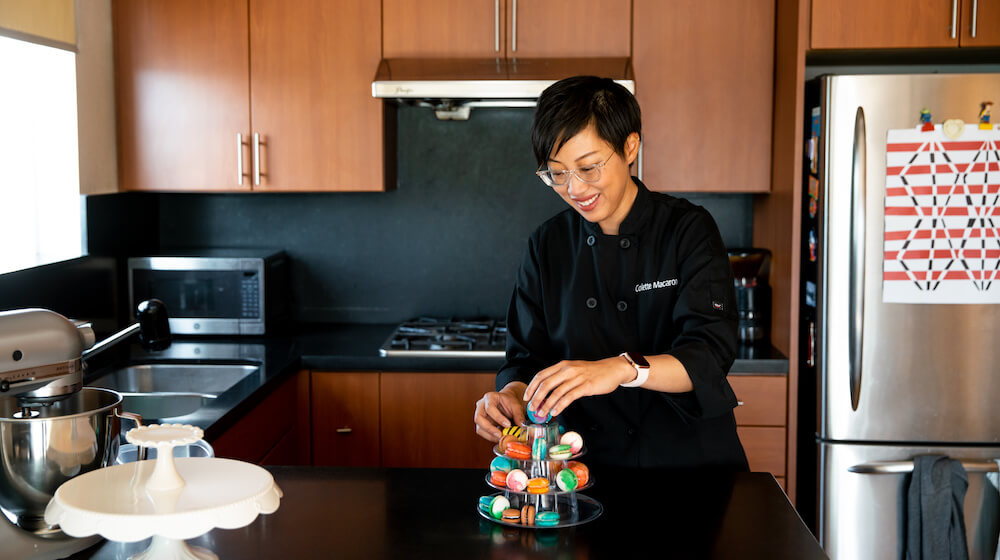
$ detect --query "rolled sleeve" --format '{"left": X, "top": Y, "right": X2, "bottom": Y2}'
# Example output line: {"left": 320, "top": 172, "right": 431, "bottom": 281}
{"left": 662, "top": 208, "right": 739, "bottom": 419}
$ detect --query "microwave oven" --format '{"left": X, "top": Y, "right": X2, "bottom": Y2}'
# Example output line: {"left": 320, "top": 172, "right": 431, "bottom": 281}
{"left": 127, "top": 249, "right": 289, "bottom": 335}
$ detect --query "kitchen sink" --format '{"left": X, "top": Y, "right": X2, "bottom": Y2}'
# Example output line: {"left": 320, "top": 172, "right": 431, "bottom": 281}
{"left": 88, "top": 363, "right": 260, "bottom": 420}
{"left": 89, "top": 364, "right": 259, "bottom": 396}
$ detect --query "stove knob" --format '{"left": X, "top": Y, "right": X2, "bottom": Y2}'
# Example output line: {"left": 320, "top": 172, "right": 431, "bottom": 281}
{"left": 0, "top": 380, "right": 9, "bottom": 392}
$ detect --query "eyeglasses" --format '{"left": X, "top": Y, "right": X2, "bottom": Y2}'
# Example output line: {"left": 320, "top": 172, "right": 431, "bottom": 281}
{"left": 536, "top": 153, "right": 614, "bottom": 187}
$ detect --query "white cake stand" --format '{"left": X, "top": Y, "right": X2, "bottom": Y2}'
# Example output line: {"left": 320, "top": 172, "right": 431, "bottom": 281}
{"left": 44, "top": 424, "right": 282, "bottom": 560}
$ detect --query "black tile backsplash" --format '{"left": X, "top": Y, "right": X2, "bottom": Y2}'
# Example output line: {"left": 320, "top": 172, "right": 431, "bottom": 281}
{"left": 82, "top": 105, "right": 753, "bottom": 324}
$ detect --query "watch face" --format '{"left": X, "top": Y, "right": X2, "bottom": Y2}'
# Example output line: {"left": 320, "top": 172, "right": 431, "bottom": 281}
{"left": 627, "top": 352, "right": 649, "bottom": 368}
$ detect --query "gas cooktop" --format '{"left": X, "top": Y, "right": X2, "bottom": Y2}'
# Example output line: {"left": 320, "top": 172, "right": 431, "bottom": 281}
{"left": 379, "top": 318, "right": 507, "bottom": 358}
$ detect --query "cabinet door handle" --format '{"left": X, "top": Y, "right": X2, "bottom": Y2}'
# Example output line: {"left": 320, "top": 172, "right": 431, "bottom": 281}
{"left": 511, "top": 0, "right": 517, "bottom": 53}
{"left": 335, "top": 427, "right": 353, "bottom": 434}
{"left": 253, "top": 132, "right": 262, "bottom": 186}
{"left": 494, "top": 0, "right": 500, "bottom": 52}
{"left": 237, "top": 133, "right": 247, "bottom": 186}
{"left": 971, "top": 0, "right": 978, "bottom": 38}
{"left": 950, "top": 0, "right": 958, "bottom": 39}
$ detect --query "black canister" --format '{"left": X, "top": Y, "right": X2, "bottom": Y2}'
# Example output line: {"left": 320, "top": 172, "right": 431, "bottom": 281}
{"left": 727, "top": 249, "right": 771, "bottom": 345}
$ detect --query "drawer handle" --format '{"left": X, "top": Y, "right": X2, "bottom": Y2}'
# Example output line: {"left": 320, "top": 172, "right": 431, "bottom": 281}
{"left": 737, "top": 401, "right": 744, "bottom": 406}
{"left": 336, "top": 427, "right": 353, "bottom": 434}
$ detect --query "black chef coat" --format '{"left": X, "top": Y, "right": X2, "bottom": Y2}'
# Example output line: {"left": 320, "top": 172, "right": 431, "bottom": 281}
{"left": 497, "top": 178, "right": 748, "bottom": 470}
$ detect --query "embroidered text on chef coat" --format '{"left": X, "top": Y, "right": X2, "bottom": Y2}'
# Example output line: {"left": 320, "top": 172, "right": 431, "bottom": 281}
{"left": 634, "top": 278, "right": 678, "bottom": 292}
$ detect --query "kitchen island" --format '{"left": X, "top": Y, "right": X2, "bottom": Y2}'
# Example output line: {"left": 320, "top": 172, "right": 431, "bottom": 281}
{"left": 69, "top": 465, "right": 825, "bottom": 559}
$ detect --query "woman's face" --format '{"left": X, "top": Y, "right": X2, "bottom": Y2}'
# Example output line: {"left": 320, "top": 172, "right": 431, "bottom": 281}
{"left": 546, "top": 124, "right": 640, "bottom": 235}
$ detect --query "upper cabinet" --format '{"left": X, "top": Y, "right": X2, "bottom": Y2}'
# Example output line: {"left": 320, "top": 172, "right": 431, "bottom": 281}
{"left": 811, "top": 0, "right": 1000, "bottom": 49}
{"left": 382, "top": 0, "right": 630, "bottom": 59}
{"left": 114, "top": 0, "right": 386, "bottom": 192}
{"left": 633, "top": 0, "right": 775, "bottom": 192}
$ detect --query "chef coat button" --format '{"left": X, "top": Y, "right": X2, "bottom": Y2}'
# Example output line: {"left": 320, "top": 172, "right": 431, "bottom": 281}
{"left": 625, "top": 427, "right": 635, "bottom": 436}
{"left": 619, "top": 238, "right": 631, "bottom": 249}
{"left": 616, "top": 300, "right": 628, "bottom": 312}
{"left": 586, "top": 297, "right": 597, "bottom": 309}
{"left": 586, "top": 235, "right": 596, "bottom": 247}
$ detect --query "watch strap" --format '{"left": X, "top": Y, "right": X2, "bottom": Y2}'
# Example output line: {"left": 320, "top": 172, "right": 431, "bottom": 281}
{"left": 619, "top": 352, "right": 650, "bottom": 388}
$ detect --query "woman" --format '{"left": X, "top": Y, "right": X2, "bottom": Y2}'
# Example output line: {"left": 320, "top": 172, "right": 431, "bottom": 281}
{"left": 473, "top": 76, "right": 747, "bottom": 470}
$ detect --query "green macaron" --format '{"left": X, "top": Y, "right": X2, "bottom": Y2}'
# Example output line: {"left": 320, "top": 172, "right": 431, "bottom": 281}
{"left": 535, "top": 511, "right": 560, "bottom": 527}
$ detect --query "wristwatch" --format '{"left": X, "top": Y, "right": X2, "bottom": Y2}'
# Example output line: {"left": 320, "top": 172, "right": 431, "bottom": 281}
{"left": 618, "top": 352, "right": 650, "bottom": 388}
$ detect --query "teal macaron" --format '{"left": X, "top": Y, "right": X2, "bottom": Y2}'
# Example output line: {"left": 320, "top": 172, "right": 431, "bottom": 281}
{"left": 531, "top": 437, "right": 548, "bottom": 460}
{"left": 526, "top": 401, "right": 551, "bottom": 424}
{"left": 490, "top": 456, "right": 516, "bottom": 472}
{"left": 479, "top": 495, "right": 495, "bottom": 513}
{"left": 535, "top": 511, "right": 560, "bottom": 527}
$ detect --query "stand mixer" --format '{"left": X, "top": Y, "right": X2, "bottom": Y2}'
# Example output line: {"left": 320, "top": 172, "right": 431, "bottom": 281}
{"left": 0, "top": 300, "right": 170, "bottom": 559}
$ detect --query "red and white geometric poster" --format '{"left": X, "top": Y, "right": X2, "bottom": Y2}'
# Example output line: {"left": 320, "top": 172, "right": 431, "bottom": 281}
{"left": 883, "top": 125, "right": 1000, "bottom": 304}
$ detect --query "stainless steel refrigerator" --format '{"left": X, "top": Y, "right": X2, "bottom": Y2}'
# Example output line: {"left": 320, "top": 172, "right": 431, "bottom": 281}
{"left": 800, "top": 73, "right": 1000, "bottom": 559}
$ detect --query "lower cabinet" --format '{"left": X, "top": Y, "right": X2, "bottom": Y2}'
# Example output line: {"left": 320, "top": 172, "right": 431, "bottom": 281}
{"left": 211, "top": 369, "right": 310, "bottom": 465}
{"left": 380, "top": 372, "right": 497, "bottom": 469}
{"left": 730, "top": 374, "right": 788, "bottom": 491}
{"left": 311, "top": 371, "right": 381, "bottom": 467}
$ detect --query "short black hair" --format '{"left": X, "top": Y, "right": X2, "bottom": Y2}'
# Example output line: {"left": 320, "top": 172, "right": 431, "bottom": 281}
{"left": 531, "top": 76, "right": 641, "bottom": 167}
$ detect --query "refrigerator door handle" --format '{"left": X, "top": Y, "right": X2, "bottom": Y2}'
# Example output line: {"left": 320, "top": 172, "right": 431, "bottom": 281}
{"left": 848, "top": 107, "right": 866, "bottom": 411}
{"left": 849, "top": 459, "right": 1000, "bottom": 474}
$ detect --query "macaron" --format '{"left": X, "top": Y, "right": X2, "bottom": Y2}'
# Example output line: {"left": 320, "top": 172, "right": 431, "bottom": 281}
{"left": 531, "top": 437, "right": 548, "bottom": 460}
{"left": 501, "top": 425, "right": 524, "bottom": 440}
{"left": 548, "top": 444, "right": 572, "bottom": 460}
{"left": 490, "top": 495, "right": 510, "bottom": 519}
{"left": 535, "top": 511, "right": 560, "bottom": 527}
{"left": 490, "top": 456, "right": 515, "bottom": 473}
{"left": 567, "top": 461, "right": 589, "bottom": 487}
{"left": 502, "top": 508, "right": 521, "bottom": 523}
{"left": 527, "top": 477, "right": 549, "bottom": 494}
{"left": 498, "top": 434, "right": 517, "bottom": 454}
{"left": 560, "top": 431, "right": 583, "bottom": 453}
{"left": 556, "top": 468, "right": 578, "bottom": 491}
{"left": 526, "top": 401, "right": 551, "bottom": 424}
{"left": 505, "top": 441, "right": 531, "bottom": 460}
{"left": 520, "top": 504, "right": 535, "bottom": 525}
{"left": 506, "top": 468, "right": 528, "bottom": 492}
{"left": 490, "top": 470, "right": 508, "bottom": 487}
{"left": 479, "top": 495, "right": 495, "bottom": 513}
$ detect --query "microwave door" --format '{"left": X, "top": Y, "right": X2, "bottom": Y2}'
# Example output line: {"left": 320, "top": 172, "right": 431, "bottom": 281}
{"left": 130, "top": 268, "right": 257, "bottom": 335}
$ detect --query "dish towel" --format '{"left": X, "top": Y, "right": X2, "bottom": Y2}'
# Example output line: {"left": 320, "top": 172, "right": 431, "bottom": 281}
{"left": 988, "top": 459, "right": 1000, "bottom": 560}
{"left": 903, "top": 454, "right": 970, "bottom": 560}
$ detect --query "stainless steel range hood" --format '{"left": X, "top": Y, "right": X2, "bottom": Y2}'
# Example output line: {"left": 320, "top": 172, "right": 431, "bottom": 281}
{"left": 372, "top": 57, "right": 634, "bottom": 120}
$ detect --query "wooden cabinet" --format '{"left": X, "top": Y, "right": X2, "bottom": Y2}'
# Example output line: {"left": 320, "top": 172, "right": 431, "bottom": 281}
{"left": 311, "top": 371, "right": 381, "bottom": 467}
{"left": 113, "top": 0, "right": 249, "bottom": 192}
{"left": 632, "top": 0, "right": 774, "bottom": 192}
{"left": 114, "top": 0, "right": 385, "bottom": 192}
{"left": 211, "top": 370, "right": 310, "bottom": 465}
{"left": 382, "top": 0, "right": 630, "bottom": 59}
{"left": 730, "top": 375, "right": 788, "bottom": 491}
{"left": 810, "top": 0, "right": 1000, "bottom": 49}
{"left": 380, "top": 372, "right": 497, "bottom": 469}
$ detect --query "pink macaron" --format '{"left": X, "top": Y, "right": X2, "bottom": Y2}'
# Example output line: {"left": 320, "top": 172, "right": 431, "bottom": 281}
{"left": 506, "top": 468, "right": 528, "bottom": 492}
{"left": 560, "top": 431, "right": 583, "bottom": 454}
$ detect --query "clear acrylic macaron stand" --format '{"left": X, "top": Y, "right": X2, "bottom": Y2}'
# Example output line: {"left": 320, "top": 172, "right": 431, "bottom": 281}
{"left": 45, "top": 424, "right": 282, "bottom": 560}
{"left": 478, "top": 421, "right": 603, "bottom": 529}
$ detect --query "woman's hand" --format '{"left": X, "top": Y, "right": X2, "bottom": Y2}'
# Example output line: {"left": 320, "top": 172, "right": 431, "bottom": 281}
{"left": 524, "top": 357, "right": 635, "bottom": 418}
{"left": 474, "top": 382, "right": 528, "bottom": 442}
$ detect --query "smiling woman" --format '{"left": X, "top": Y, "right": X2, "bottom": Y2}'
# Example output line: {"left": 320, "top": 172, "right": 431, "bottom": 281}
{"left": 0, "top": 35, "right": 81, "bottom": 275}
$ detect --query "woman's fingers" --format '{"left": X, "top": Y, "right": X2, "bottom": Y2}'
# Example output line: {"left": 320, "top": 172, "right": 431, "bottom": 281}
{"left": 538, "top": 375, "right": 586, "bottom": 418}
{"left": 474, "top": 392, "right": 526, "bottom": 442}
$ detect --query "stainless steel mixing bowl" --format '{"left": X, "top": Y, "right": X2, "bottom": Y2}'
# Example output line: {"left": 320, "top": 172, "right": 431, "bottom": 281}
{"left": 0, "top": 387, "right": 128, "bottom": 533}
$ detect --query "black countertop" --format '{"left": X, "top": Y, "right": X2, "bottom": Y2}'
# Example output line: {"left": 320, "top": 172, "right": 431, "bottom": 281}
{"left": 296, "top": 323, "right": 789, "bottom": 374}
{"left": 88, "top": 324, "right": 788, "bottom": 440}
{"left": 70, "top": 466, "right": 825, "bottom": 559}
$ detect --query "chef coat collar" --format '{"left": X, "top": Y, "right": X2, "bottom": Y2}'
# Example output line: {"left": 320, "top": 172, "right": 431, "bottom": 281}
{"left": 580, "top": 176, "right": 653, "bottom": 237}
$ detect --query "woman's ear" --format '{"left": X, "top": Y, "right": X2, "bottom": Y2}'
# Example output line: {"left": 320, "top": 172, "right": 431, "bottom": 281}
{"left": 624, "top": 132, "right": 641, "bottom": 166}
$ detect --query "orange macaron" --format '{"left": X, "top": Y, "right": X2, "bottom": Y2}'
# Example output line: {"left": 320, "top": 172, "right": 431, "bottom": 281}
{"left": 505, "top": 442, "right": 531, "bottom": 460}
{"left": 498, "top": 434, "right": 517, "bottom": 454}
{"left": 526, "top": 477, "right": 549, "bottom": 494}
{"left": 567, "top": 461, "right": 589, "bottom": 487}
{"left": 489, "top": 470, "right": 508, "bottom": 487}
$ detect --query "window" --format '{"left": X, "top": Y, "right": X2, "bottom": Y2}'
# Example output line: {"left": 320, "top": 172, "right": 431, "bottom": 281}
{"left": 0, "top": 35, "right": 81, "bottom": 275}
